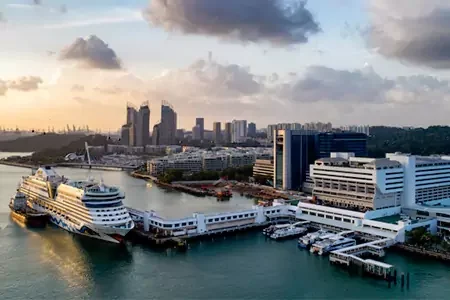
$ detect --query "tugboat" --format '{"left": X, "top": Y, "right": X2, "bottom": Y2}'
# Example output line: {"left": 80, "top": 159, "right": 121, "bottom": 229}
{"left": 9, "top": 191, "right": 48, "bottom": 227}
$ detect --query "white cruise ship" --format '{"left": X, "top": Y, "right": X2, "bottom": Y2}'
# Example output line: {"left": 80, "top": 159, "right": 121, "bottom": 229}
{"left": 18, "top": 166, "right": 134, "bottom": 243}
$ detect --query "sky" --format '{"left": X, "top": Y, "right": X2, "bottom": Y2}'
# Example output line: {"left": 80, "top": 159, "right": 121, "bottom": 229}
{"left": 1, "top": 0, "right": 450, "bottom": 131}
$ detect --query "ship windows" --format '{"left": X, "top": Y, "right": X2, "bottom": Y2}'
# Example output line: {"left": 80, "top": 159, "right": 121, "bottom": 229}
{"left": 227, "top": 216, "right": 231, "bottom": 220}
{"left": 188, "top": 222, "right": 194, "bottom": 225}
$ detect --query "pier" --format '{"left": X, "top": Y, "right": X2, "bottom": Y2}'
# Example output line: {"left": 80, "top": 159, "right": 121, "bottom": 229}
{"left": 329, "top": 238, "right": 396, "bottom": 278}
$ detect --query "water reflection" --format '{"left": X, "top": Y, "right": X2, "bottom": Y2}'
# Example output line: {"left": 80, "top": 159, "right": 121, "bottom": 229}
{"left": 8, "top": 216, "right": 133, "bottom": 293}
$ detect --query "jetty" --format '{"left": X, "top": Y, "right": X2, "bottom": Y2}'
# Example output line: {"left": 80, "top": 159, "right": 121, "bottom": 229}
{"left": 329, "top": 238, "right": 396, "bottom": 278}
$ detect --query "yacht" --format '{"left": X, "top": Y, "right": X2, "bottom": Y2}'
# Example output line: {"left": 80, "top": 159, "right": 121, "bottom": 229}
{"left": 310, "top": 236, "right": 356, "bottom": 255}
{"left": 298, "top": 229, "right": 332, "bottom": 248}
{"left": 18, "top": 166, "right": 134, "bottom": 243}
{"left": 263, "top": 223, "right": 290, "bottom": 236}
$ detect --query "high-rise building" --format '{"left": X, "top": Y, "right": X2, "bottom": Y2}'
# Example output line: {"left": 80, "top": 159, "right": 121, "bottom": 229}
{"left": 135, "top": 103, "right": 150, "bottom": 146}
{"left": 159, "top": 102, "right": 177, "bottom": 145}
{"left": 248, "top": 122, "right": 256, "bottom": 138}
{"left": 224, "top": 122, "right": 232, "bottom": 144}
{"left": 213, "top": 122, "right": 222, "bottom": 143}
{"left": 195, "top": 117, "right": 204, "bottom": 140}
{"left": 273, "top": 130, "right": 368, "bottom": 191}
{"left": 231, "top": 120, "right": 247, "bottom": 143}
{"left": 152, "top": 123, "right": 160, "bottom": 145}
{"left": 274, "top": 129, "right": 316, "bottom": 190}
{"left": 192, "top": 125, "right": 201, "bottom": 141}
{"left": 267, "top": 123, "right": 302, "bottom": 141}
{"left": 120, "top": 124, "right": 132, "bottom": 146}
{"left": 123, "top": 102, "right": 150, "bottom": 147}
{"left": 176, "top": 129, "right": 185, "bottom": 140}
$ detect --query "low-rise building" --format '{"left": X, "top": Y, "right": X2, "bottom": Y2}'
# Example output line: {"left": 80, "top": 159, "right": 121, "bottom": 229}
{"left": 253, "top": 159, "right": 274, "bottom": 181}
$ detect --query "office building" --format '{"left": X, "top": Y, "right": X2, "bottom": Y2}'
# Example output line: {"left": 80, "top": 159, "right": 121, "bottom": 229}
{"left": 274, "top": 129, "right": 316, "bottom": 190}
{"left": 315, "top": 132, "right": 368, "bottom": 158}
{"left": 213, "top": 122, "right": 222, "bottom": 143}
{"left": 224, "top": 122, "right": 232, "bottom": 143}
{"left": 248, "top": 122, "right": 256, "bottom": 138}
{"left": 303, "top": 122, "right": 332, "bottom": 132}
{"left": 195, "top": 118, "right": 204, "bottom": 141}
{"left": 253, "top": 159, "right": 274, "bottom": 182}
{"left": 158, "top": 101, "right": 177, "bottom": 145}
{"left": 310, "top": 152, "right": 403, "bottom": 211}
{"left": 231, "top": 120, "right": 247, "bottom": 143}
{"left": 273, "top": 129, "right": 368, "bottom": 191}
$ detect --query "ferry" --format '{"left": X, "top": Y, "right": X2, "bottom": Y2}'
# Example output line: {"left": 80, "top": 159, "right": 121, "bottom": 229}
{"left": 9, "top": 191, "right": 48, "bottom": 227}
{"left": 298, "top": 229, "right": 332, "bottom": 248}
{"left": 263, "top": 223, "right": 290, "bottom": 236}
{"left": 270, "top": 226, "right": 307, "bottom": 240}
{"left": 310, "top": 236, "right": 356, "bottom": 255}
{"left": 18, "top": 166, "right": 134, "bottom": 243}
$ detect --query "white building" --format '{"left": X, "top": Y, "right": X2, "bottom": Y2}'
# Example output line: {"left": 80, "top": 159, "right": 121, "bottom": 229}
{"left": 310, "top": 153, "right": 404, "bottom": 211}
{"left": 231, "top": 120, "right": 247, "bottom": 143}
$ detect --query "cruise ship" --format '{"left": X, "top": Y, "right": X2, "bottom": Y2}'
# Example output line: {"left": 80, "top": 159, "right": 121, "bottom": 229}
{"left": 18, "top": 166, "right": 134, "bottom": 243}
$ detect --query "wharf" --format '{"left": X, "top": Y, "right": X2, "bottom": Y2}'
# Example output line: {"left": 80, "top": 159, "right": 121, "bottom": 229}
{"left": 0, "top": 160, "right": 37, "bottom": 169}
{"left": 394, "top": 244, "right": 450, "bottom": 262}
{"left": 329, "top": 238, "right": 396, "bottom": 279}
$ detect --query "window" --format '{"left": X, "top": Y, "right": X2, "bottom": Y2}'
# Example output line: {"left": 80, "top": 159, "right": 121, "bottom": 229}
{"left": 335, "top": 217, "right": 342, "bottom": 221}
{"left": 188, "top": 222, "right": 194, "bottom": 225}
{"left": 326, "top": 215, "right": 332, "bottom": 219}
{"left": 233, "top": 216, "right": 237, "bottom": 219}
{"left": 227, "top": 216, "right": 231, "bottom": 220}
{"left": 318, "top": 214, "right": 324, "bottom": 218}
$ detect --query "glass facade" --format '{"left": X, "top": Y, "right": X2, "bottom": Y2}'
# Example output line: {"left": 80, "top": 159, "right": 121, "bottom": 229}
{"left": 315, "top": 132, "right": 368, "bottom": 158}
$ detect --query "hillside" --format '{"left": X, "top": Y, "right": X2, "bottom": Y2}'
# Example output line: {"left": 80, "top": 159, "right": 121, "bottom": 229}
{"left": 30, "top": 135, "right": 109, "bottom": 164}
{"left": 0, "top": 133, "right": 85, "bottom": 152}
{"left": 368, "top": 126, "right": 450, "bottom": 157}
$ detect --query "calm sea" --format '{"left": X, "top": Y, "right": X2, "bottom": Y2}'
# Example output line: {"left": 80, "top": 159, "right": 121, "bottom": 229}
{"left": 0, "top": 152, "right": 449, "bottom": 299}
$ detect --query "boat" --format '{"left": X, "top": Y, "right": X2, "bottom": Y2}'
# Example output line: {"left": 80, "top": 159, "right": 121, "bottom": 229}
{"left": 262, "top": 223, "right": 290, "bottom": 236}
{"left": 310, "top": 236, "right": 356, "bottom": 255}
{"left": 18, "top": 166, "right": 134, "bottom": 243}
{"left": 298, "top": 229, "right": 332, "bottom": 248}
{"left": 9, "top": 190, "right": 48, "bottom": 227}
{"left": 269, "top": 226, "right": 307, "bottom": 240}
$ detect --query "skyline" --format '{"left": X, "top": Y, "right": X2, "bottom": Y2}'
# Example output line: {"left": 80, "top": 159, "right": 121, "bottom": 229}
{"left": 1, "top": 0, "right": 450, "bottom": 130}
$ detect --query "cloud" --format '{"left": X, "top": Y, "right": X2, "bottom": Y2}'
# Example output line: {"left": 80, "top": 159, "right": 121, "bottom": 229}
{"left": 71, "top": 84, "right": 84, "bottom": 92}
{"left": 7, "top": 76, "right": 43, "bottom": 91}
{"left": 94, "top": 87, "right": 123, "bottom": 94}
{"left": 33, "top": 0, "right": 42, "bottom": 5}
{"left": 368, "top": 0, "right": 450, "bottom": 69}
{"left": 60, "top": 35, "right": 122, "bottom": 70}
{"left": 0, "top": 81, "right": 7, "bottom": 96}
{"left": 0, "top": 12, "right": 6, "bottom": 23}
{"left": 143, "top": 0, "right": 321, "bottom": 45}
{"left": 0, "top": 76, "right": 43, "bottom": 96}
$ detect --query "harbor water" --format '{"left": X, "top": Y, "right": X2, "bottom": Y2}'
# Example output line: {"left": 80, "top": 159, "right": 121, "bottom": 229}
{"left": 1, "top": 153, "right": 450, "bottom": 299}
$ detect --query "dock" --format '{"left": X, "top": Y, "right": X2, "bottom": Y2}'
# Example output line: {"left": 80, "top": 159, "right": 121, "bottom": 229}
{"left": 329, "top": 238, "right": 396, "bottom": 279}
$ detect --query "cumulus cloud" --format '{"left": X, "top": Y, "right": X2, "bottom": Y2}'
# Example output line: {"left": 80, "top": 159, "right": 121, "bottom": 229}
{"left": 60, "top": 35, "right": 122, "bottom": 70}
{"left": 7, "top": 76, "right": 43, "bottom": 91}
{"left": 33, "top": 0, "right": 42, "bottom": 5}
{"left": 0, "top": 76, "right": 43, "bottom": 96}
{"left": 368, "top": 0, "right": 450, "bottom": 69}
{"left": 143, "top": 0, "right": 320, "bottom": 45}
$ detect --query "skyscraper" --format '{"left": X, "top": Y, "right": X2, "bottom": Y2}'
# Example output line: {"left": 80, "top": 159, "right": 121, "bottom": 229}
{"left": 159, "top": 101, "right": 177, "bottom": 145}
{"left": 195, "top": 117, "right": 204, "bottom": 140}
{"left": 248, "top": 122, "right": 256, "bottom": 137}
{"left": 224, "top": 122, "right": 232, "bottom": 144}
{"left": 213, "top": 122, "right": 222, "bottom": 143}
{"left": 124, "top": 102, "right": 150, "bottom": 147}
{"left": 120, "top": 124, "right": 131, "bottom": 146}
{"left": 231, "top": 120, "right": 247, "bottom": 143}
{"left": 152, "top": 123, "right": 160, "bottom": 145}
{"left": 139, "top": 103, "right": 150, "bottom": 146}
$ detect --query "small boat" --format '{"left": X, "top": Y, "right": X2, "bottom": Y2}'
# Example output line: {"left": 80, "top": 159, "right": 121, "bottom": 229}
{"left": 9, "top": 191, "right": 48, "bottom": 228}
{"left": 310, "top": 236, "right": 356, "bottom": 255}
{"left": 298, "top": 229, "right": 331, "bottom": 248}
{"left": 269, "top": 226, "right": 307, "bottom": 240}
{"left": 262, "top": 223, "right": 290, "bottom": 236}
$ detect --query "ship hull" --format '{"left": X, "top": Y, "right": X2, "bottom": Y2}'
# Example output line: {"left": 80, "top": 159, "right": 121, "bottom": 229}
{"left": 29, "top": 201, "right": 131, "bottom": 244}
{"left": 10, "top": 210, "right": 48, "bottom": 228}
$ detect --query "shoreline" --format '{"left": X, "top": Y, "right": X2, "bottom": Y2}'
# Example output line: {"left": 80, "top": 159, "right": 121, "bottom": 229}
{"left": 0, "top": 160, "right": 37, "bottom": 169}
